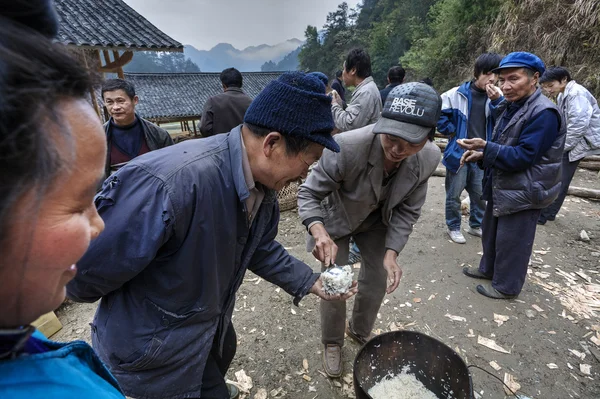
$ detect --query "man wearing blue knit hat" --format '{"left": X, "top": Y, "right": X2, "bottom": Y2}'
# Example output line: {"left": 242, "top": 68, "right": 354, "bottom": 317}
{"left": 459, "top": 52, "right": 566, "bottom": 299}
{"left": 68, "top": 72, "right": 357, "bottom": 399}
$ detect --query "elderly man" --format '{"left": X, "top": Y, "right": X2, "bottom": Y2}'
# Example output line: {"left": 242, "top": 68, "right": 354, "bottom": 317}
{"left": 67, "top": 72, "right": 356, "bottom": 399}
{"left": 102, "top": 78, "right": 173, "bottom": 177}
{"left": 459, "top": 52, "right": 566, "bottom": 299}
{"left": 200, "top": 67, "right": 253, "bottom": 137}
{"left": 298, "top": 82, "right": 442, "bottom": 377}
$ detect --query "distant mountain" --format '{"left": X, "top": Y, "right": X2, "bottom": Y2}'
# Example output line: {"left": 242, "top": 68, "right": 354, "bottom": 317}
{"left": 261, "top": 47, "right": 301, "bottom": 72}
{"left": 184, "top": 39, "right": 304, "bottom": 72}
{"left": 124, "top": 51, "right": 201, "bottom": 73}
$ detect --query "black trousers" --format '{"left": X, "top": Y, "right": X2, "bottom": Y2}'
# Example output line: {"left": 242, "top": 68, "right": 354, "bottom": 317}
{"left": 479, "top": 199, "right": 541, "bottom": 296}
{"left": 539, "top": 152, "right": 581, "bottom": 221}
{"left": 199, "top": 324, "right": 237, "bottom": 398}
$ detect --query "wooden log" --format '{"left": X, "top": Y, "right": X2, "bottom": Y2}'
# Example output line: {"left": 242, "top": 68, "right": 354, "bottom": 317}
{"left": 432, "top": 168, "right": 446, "bottom": 177}
{"left": 584, "top": 155, "right": 600, "bottom": 162}
{"left": 567, "top": 186, "right": 600, "bottom": 199}
{"left": 578, "top": 161, "right": 600, "bottom": 171}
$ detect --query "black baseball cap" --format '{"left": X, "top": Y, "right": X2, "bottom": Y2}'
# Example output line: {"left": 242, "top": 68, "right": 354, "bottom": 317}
{"left": 373, "top": 82, "right": 442, "bottom": 143}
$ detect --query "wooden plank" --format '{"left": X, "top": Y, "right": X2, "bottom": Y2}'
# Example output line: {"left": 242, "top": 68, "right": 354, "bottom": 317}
{"left": 31, "top": 311, "right": 62, "bottom": 338}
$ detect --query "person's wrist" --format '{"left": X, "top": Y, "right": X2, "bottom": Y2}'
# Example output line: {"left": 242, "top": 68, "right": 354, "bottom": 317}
{"left": 310, "top": 223, "right": 328, "bottom": 239}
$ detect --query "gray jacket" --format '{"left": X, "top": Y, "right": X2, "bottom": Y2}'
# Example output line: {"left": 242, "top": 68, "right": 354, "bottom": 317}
{"left": 331, "top": 77, "right": 382, "bottom": 132}
{"left": 484, "top": 89, "right": 566, "bottom": 216}
{"left": 103, "top": 114, "right": 174, "bottom": 177}
{"left": 558, "top": 80, "right": 600, "bottom": 161}
{"left": 298, "top": 125, "right": 440, "bottom": 254}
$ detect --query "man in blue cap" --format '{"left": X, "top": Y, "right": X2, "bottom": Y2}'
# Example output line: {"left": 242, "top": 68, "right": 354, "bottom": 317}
{"left": 457, "top": 52, "right": 566, "bottom": 299}
{"left": 67, "top": 72, "right": 357, "bottom": 399}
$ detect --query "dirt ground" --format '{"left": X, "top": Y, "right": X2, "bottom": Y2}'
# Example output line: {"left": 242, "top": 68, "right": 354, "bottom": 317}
{"left": 54, "top": 167, "right": 600, "bottom": 399}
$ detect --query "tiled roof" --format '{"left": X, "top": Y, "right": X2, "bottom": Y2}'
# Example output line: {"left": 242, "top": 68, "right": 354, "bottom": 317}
{"left": 122, "top": 72, "right": 285, "bottom": 121}
{"left": 54, "top": 0, "right": 183, "bottom": 51}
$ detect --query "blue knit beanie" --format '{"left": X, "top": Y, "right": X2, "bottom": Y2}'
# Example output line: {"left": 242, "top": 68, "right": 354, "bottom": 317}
{"left": 244, "top": 71, "right": 340, "bottom": 152}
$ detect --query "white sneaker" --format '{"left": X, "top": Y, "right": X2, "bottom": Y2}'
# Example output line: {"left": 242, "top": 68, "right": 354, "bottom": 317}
{"left": 447, "top": 229, "right": 466, "bottom": 244}
{"left": 466, "top": 226, "right": 482, "bottom": 237}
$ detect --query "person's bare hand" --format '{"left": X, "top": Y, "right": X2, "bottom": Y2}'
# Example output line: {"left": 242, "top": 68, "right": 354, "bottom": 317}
{"left": 330, "top": 90, "right": 342, "bottom": 106}
{"left": 309, "top": 278, "right": 358, "bottom": 301}
{"left": 383, "top": 250, "right": 403, "bottom": 294}
{"left": 457, "top": 138, "right": 486, "bottom": 151}
{"left": 485, "top": 84, "right": 502, "bottom": 101}
{"left": 460, "top": 150, "right": 484, "bottom": 165}
{"left": 310, "top": 223, "right": 337, "bottom": 266}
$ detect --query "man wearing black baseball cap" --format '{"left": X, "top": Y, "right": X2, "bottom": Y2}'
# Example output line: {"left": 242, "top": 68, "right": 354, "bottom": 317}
{"left": 298, "top": 82, "right": 441, "bottom": 377}
{"left": 458, "top": 52, "right": 566, "bottom": 299}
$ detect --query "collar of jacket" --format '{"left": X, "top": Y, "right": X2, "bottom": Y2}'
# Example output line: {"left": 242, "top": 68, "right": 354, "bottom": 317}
{"left": 355, "top": 76, "right": 374, "bottom": 91}
{"left": 227, "top": 126, "right": 251, "bottom": 203}
{"left": 225, "top": 87, "right": 245, "bottom": 94}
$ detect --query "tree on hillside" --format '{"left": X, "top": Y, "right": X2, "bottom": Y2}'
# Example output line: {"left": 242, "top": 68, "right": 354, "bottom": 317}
{"left": 124, "top": 51, "right": 201, "bottom": 73}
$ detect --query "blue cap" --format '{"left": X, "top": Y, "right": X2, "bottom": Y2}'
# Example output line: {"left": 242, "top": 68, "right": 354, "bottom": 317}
{"left": 492, "top": 52, "right": 545, "bottom": 75}
{"left": 244, "top": 71, "right": 339, "bottom": 153}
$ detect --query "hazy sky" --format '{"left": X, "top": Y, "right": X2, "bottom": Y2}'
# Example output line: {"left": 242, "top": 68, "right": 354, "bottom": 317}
{"left": 123, "top": 0, "right": 361, "bottom": 50}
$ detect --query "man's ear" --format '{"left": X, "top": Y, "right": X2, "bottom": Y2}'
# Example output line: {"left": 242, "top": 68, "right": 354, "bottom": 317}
{"left": 263, "top": 132, "right": 284, "bottom": 157}
{"left": 133, "top": 95, "right": 139, "bottom": 106}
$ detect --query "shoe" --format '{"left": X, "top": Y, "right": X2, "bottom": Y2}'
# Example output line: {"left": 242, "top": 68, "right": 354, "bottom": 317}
{"left": 537, "top": 217, "right": 547, "bottom": 225}
{"left": 322, "top": 344, "right": 343, "bottom": 378}
{"left": 462, "top": 266, "right": 492, "bottom": 280}
{"left": 345, "top": 322, "right": 376, "bottom": 346}
{"left": 447, "top": 229, "right": 466, "bottom": 244}
{"left": 227, "top": 383, "right": 240, "bottom": 399}
{"left": 476, "top": 282, "right": 517, "bottom": 300}
{"left": 466, "top": 226, "right": 482, "bottom": 237}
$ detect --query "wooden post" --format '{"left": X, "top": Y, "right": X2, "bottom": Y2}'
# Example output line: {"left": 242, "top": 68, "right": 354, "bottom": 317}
{"left": 192, "top": 120, "right": 197, "bottom": 136}
{"left": 81, "top": 50, "right": 102, "bottom": 119}
{"left": 180, "top": 121, "right": 184, "bottom": 132}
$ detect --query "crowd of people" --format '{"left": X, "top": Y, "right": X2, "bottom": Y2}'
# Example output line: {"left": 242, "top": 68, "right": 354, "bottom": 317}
{"left": 2, "top": 1, "right": 600, "bottom": 398}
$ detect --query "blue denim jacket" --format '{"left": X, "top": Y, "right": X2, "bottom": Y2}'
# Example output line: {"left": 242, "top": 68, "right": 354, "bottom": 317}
{"left": 67, "top": 127, "right": 319, "bottom": 399}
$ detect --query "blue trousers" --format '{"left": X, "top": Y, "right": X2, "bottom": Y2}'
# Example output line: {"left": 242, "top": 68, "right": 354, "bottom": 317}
{"left": 479, "top": 199, "right": 541, "bottom": 295}
{"left": 445, "top": 163, "right": 485, "bottom": 231}
{"left": 199, "top": 324, "right": 237, "bottom": 398}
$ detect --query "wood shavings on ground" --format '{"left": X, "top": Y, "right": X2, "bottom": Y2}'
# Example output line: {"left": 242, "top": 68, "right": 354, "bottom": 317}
{"left": 580, "top": 364, "right": 592, "bottom": 375}
{"left": 569, "top": 349, "right": 586, "bottom": 360}
{"left": 532, "top": 304, "right": 544, "bottom": 312}
{"left": 253, "top": 388, "right": 268, "bottom": 399}
{"left": 547, "top": 363, "right": 559, "bottom": 369}
{"left": 490, "top": 360, "right": 502, "bottom": 371}
{"left": 478, "top": 336, "right": 511, "bottom": 354}
{"left": 368, "top": 369, "right": 438, "bottom": 399}
{"left": 226, "top": 369, "right": 253, "bottom": 394}
{"left": 303, "top": 358, "right": 309, "bottom": 371}
{"left": 503, "top": 373, "right": 521, "bottom": 395}
{"left": 445, "top": 313, "right": 467, "bottom": 322}
{"left": 494, "top": 314, "right": 510, "bottom": 326}
{"left": 529, "top": 268, "right": 600, "bottom": 320}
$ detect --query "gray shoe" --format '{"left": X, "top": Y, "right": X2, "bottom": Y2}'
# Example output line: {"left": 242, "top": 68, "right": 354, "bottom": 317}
{"left": 476, "top": 282, "right": 517, "bottom": 300}
{"left": 227, "top": 383, "right": 239, "bottom": 399}
{"left": 462, "top": 266, "right": 492, "bottom": 280}
{"left": 466, "top": 226, "right": 482, "bottom": 237}
{"left": 447, "top": 229, "right": 466, "bottom": 244}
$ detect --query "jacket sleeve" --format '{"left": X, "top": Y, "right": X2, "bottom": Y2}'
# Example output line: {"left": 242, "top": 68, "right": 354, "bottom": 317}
{"left": 332, "top": 88, "right": 376, "bottom": 131}
{"left": 385, "top": 178, "right": 428, "bottom": 254}
{"left": 483, "top": 109, "right": 560, "bottom": 172}
{"left": 200, "top": 98, "right": 214, "bottom": 137}
{"left": 160, "top": 126, "right": 174, "bottom": 147}
{"left": 564, "top": 95, "right": 592, "bottom": 152}
{"left": 297, "top": 148, "right": 344, "bottom": 223}
{"left": 67, "top": 167, "right": 176, "bottom": 303}
{"left": 248, "top": 203, "right": 319, "bottom": 305}
{"left": 437, "top": 92, "right": 457, "bottom": 135}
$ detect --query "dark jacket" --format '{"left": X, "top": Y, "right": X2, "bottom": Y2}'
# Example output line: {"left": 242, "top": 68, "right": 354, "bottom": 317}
{"left": 331, "top": 77, "right": 346, "bottom": 103}
{"left": 199, "top": 87, "right": 252, "bottom": 137}
{"left": 103, "top": 114, "right": 173, "bottom": 177}
{"left": 67, "top": 127, "right": 318, "bottom": 399}
{"left": 379, "top": 82, "right": 401, "bottom": 106}
{"left": 483, "top": 89, "right": 566, "bottom": 216}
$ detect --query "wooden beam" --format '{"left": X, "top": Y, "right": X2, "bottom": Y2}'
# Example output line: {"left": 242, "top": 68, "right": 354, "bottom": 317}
{"left": 98, "top": 51, "right": 134, "bottom": 73}
{"left": 80, "top": 49, "right": 102, "bottom": 119}
{"left": 567, "top": 186, "right": 600, "bottom": 199}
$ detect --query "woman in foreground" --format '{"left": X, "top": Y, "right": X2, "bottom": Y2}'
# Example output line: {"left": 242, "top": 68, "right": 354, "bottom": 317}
{"left": 0, "top": 3, "right": 123, "bottom": 398}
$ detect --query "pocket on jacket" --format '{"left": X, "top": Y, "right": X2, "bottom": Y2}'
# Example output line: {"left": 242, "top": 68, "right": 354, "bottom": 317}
{"left": 117, "top": 336, "right": 164, "bottom": 371}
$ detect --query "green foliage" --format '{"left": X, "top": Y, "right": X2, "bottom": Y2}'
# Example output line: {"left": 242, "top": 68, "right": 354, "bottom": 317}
{"left": 124, "top": 51, "right": 201, "bottom": 73}
{"left": 261, "top": 47, "right": 301, "bottom": 71}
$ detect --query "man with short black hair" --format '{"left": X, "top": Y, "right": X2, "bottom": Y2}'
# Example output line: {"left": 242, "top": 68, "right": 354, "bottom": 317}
{"left": 299, "top": 82, "right": 442, "bottom": 377}
{"left": 200, "top": 67, "right": 253, "bottom": 137}
{"left": 331, "top": 48, "right": 382, "bottom": 132}
{"left": 102, "top": 78, "right": 173, "bottom": 176}
{"left": 437, "top": 53, "right": 503, "bottom": 244}
{"left": 380, "top": 65, "right": 406, "bottom": 105}
{"left": 459, "top": 52, "right": 566, "bottom": 299}
{"left": 68, "top": 72, "right": 356, "bottom": 399}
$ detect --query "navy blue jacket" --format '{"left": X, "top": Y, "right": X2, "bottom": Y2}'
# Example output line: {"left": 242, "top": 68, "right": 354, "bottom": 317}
{"left": 67, "top": 127, "right": 319, "bottom": 399}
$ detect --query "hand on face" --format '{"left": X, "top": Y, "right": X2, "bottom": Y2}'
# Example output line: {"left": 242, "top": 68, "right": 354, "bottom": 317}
{"left": 485, "top": 84, "right": 502, "bottom": 101}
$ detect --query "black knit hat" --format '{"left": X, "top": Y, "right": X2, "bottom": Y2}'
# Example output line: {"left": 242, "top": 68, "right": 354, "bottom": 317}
{"left": 244, "top": 72, "right": 340, "bottom": 152}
